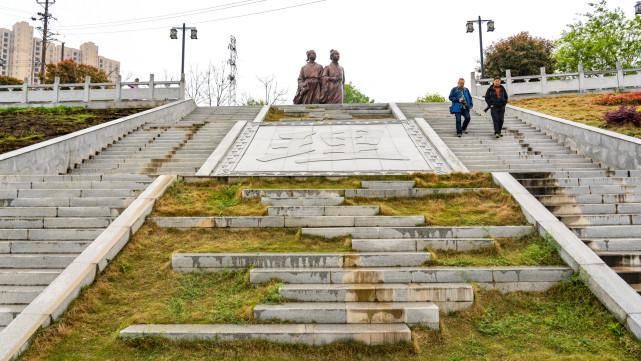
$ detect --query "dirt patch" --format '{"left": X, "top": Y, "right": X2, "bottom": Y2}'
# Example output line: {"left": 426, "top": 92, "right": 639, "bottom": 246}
{"left": 0, "top": 106, "right": 149, "bottom": 154}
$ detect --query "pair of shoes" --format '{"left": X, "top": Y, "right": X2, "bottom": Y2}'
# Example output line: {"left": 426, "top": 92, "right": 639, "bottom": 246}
{"left": 495, "top": 134, "right": 501, "bottom": 139}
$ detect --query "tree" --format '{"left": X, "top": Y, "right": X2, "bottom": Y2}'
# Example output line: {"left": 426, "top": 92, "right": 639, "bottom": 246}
{"left": 0, "top": 76, "right": 22, "bottom": 86}
{"left": 44, "top": 60, "right": 109, "bottom": 83}
{"left": 344, "top": 82, "right": 374, "bottom": 104}
{"left": 555, "top": 0, "right": 641, "bottom": 71}
{"left": 416, "top": 93, "right": 446, "bottom": 103}
{"left": 483, "top": 32, "right": 556, "bottom": 78}
{"left": 202, "top": 62, "right": 231, "bottom": 107}
{"left": 257, "top": 75, "right": 288, "bottom": 105}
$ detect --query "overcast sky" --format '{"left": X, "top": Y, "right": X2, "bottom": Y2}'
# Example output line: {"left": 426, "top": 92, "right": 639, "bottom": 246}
{"left": 0, "top": 0, "right": 637, "bottom": 103}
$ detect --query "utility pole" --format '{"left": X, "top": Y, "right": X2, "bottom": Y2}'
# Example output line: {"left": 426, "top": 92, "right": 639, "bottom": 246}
{"left": 32, "top": 0, "right": 56, "bottom": 82}
{"left": 228, "top": 35, "right": 238, "bottom": 106}
{"left": 60, "top": 41, "right": 65, "bottom": 62}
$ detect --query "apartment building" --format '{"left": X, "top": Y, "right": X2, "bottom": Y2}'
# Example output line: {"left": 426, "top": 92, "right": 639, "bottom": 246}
{"left": 3, "top": 21, "right": 120, "bottom": 83}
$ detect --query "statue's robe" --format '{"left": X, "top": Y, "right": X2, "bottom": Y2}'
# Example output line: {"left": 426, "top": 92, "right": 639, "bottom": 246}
{"left": 293, "top": 62, "right": 324, "bottom": 104}
{"left": 321, "top": 63, "right": 345, "bottom": 104}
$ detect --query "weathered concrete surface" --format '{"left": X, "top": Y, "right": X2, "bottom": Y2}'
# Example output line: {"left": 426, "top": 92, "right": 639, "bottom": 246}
{"left": 0, "top": 100, "right": 196, "bottom": 175}
{"left": 302, "top": 226, "right": 534, "bottom": 239}
{"left": 119, "top": 323, "right": 412, "bottom": 345}
{"left": 195, "top": 120, "right": 248, "bottom": 176}
{"left": 152, "top": 216, "right": 425, "bottom": 229}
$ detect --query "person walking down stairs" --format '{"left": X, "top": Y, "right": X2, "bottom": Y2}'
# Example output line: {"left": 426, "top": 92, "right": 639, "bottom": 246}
{"left": 448, "top": 78, "right": 474, "bottom": 138}
{"left": 485, "top": 77, "right": 509, "bottom": 138}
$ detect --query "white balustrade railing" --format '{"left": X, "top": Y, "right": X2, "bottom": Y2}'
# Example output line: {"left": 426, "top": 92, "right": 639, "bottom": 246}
{"left": 0, "top": 74, "right": 185, "bottom": 105}
{"left": 471, "top": 62, "right": 641, "bottom": 97}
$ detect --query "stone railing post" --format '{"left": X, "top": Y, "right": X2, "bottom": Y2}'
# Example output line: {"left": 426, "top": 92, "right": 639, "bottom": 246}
{"left": 83, "top": 76, "right": 91, "bottom": 103}
{"left": 578, "top": 64, "right": 585, "bottom": 93}
{"left": 53, "top": 76, "right": 60, "bottom": 104}
{"left": 470, "top": 71, "right": 477, "bottom": 96}
{"left": 505, "top": 69, "right": 513, "bottom": 96}
{"left": 540, "top": 67, "right": 548, "bottom": 94}
{"left": 616, "top": 61, "right": 624, "bottom": 91}
{"left": 115, "top": 74, "right": 122, "bottom": 101}
{"left": 22, "top": 80, "right": 29, "bottom": 104}
{"left": 149, "top": 73, "right": 155, "bottom": 100}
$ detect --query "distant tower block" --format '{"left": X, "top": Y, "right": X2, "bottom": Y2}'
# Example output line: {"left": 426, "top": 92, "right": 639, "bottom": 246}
{"left": 228, "top": 35, "right": 238, "bottom": 106}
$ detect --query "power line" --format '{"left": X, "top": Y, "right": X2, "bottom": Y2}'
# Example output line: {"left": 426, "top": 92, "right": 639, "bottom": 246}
{"left": 62, "top": 0, "right": 327, "bottom": 36}
{"left": 57, "top": 0, "right": 267, "bottom": 30}
{"left": 0, "top": 5, "right": 33, "bottom": 15}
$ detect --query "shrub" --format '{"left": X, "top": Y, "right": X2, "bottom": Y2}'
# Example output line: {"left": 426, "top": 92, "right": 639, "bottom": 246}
{"left": 417, "top": 93, "right": 446, "bottom": 103}
{"left": 603, "top": 106, "right": 641, "bottom": 126}
{"left": 0, "top": 76, "right": 23, "bottom": 86}
{"left": 593, "top": 92, "right": 641, "bottom": 106}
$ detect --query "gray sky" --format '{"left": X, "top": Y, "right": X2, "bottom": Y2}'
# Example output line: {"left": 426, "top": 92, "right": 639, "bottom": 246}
{"left": 0, "top": 0, "right": 637, "bottom": 102}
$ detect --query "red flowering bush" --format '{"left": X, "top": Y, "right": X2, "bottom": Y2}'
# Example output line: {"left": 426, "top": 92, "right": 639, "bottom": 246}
{"left": 603, "top": 106, "right": 641, "bottom": 126}
{"left": 593, "top": 92, "right": 641, "bottom": 106}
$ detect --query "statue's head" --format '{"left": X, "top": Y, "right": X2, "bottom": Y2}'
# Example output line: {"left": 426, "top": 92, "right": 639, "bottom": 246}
{"left": 306, "top": 50, "right": 317, "bottom": 62}
{"left": 330, "top": 49, "right": 340, "bottom": 62}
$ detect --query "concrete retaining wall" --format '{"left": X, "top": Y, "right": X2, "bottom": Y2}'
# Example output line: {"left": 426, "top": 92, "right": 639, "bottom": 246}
{"left": 0, "top": 99, "right": 196, "bottom": 175}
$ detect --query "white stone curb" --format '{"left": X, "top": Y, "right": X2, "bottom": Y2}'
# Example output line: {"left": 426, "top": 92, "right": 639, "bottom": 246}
{"left": 492, "top": 172, "right": 641, "bottom": 340}
{"left": 0, "top": 175, "right": 177, "bottom": 361}
{"left": 414, "top": 118, "right": 469, "bottom": 173}
{"left": 253, "top": 105, "right": 270, "bottom": 123}
{"left": 196, "top": 120, "right": 248, "bottom": 176}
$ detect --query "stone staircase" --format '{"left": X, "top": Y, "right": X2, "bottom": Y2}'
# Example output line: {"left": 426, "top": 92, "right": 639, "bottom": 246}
{"left": 515, "top": 170, "right": 641, "bottom": 294}
{"left": 122, "top": 180, "right": 570, "bottom": 345}
{"left": 0, "top": 174, "right": 154, "bottom": 331}
{"left": 72, "top": 107, "right": 261, "bottom": 176}
{"left": 398, "top": 103, "right": 603, "bottom": 173}
{"left": 269, "top": 104, "right": 395, "bottom": 121}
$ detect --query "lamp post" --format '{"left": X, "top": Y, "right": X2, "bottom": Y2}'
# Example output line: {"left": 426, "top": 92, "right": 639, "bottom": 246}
{"left": 466, "top": 16, "right": 495, "bottom": 79}
{"left": 635, "top": 1, "right": 641, "bottom": 15}
{"left": 169, "top": 23, "right": 198, "bottom": 77}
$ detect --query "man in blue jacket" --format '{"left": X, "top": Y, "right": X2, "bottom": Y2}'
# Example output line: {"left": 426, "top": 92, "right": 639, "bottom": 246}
{"left": 449, "top": 78, "right": 474, "bottom": 137}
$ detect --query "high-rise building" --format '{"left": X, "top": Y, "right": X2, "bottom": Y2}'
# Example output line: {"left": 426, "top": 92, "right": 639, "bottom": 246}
{"left": 2, "top": 21, "right": 120, "bottom": 83}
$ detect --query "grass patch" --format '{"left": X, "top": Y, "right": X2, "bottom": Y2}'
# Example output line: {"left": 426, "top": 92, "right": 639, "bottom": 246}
{"left": 155, "top": 174, "right": 498, "bottom": 217}
{"left": 432, "top": 233, "right": 563, "bottom": 267}
{"left": 346, "top": 190, "right": 526, "bottom": 226}
{"left": 511, "top": 94, "right": 641, "bottom": 138}
{"left": 0, "top": 106, "right": 149, "bottom": 153}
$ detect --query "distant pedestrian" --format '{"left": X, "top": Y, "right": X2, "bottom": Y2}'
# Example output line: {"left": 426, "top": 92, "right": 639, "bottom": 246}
{"left": 129, "top": 78, "right": 140, "bottom": 89}
{"left": 448, "top": 78, "right": 474, "bottom": 137}
{"left": 485, "top": 77, "right": 509, "bottom": 138}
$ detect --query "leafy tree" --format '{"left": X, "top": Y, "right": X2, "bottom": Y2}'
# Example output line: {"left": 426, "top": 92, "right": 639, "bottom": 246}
{"left": 0, "top": 76, "right": 23, "bottom": 86}
{"left": 344, "top": 82, "right": 374, "bottom": 104}
{"left": 416, "top": 93, "right": 446, "bottom": 103}
{"left": 555, "top": 0, "right": 641, "bottom": 71}
{"left": 44, "top": 60, "right": 109, "bottom": 84}
{"left": 483, "top": 32, "right": 556, "bottom": 78}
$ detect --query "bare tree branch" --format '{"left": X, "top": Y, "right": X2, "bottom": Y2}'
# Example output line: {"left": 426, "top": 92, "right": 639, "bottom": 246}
{"left": 257, "top": 75, "right": 288, "bottom": 105}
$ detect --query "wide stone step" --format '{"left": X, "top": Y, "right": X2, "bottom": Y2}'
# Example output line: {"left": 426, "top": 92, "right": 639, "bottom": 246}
{"left": 548, "top": 204, "right": 639, "bottom": 216}
{"left": 611, "top": 266, "right": 641, "bottom": 284}
{"left": 0, "top": 305, "right": 24, "bottom": 326}
{"left": 261, "top": 197, "right": 344, "bottom": 207}
{"left": 0, "top": 228, "right": 103, "bottom": 240}
{"left": 250, "top": 266, "right": 572, "bottom": 286}
{"left": 119, "top": 323, "right": 411, "bottom": 345}
{"left": 0, "top": 207, "right": 118, "bottom": 218}
{"left": 253, "top": 302, "right": 439, "bottom": 328}
{"left": 360, "top": 181, "right": 416, "bottom": 190}
{"left": 172, "top": 252, "right": 431, "bottom": 271}
{"left": 351, "top": 238, "right": 495, "bottom": 252}
{"left": 519, "top": 177, "right": 641, "bottom": 187}
{"left": 0, "top": 217, "right": 112, "bottom": 229}
{"left": 538, "top": 194, "right": 641, "bottom": 206}
{"left": 0, "top": 285, "right": 45, "bottom": 304}
{"left": 0, "top": 269, "right": 61, "bottom": 285}
{"left": 0, "top": 254, "right": 77, "bottom": 268}
{"left": 527, "top": 185, "right": 641, "bottom": 196}
{"left": 267, "top": 206, "right": 379, "bottom": 217}
{"left": 597, "top": 252, "right": 641, "bottom": 267}
{"left": 302, "top": 226, "right": 533, "bottom": 240}
{"left": 243, "top": 189, "right": 343, "bottom": 199}
{"left": 4, "top": 197, "right": 134, "bottom": 208}
{"left": 572, "top": 225, "right": 641, "bottom": 238}
{"left": 585, "top": 238, "right": 641, "bottom": 252}
{"left": 344, "top": 188, "right": 485, "bottom": 199}
{"left": 559, "top": 214, "right": 641, "bottom": 226}
{"left": 0, "top": 240, "right": 90, "bottom": 254}
{"left": 278, "top": 283, "right": 473, "bottom": 312}
{"left": 0, "top": 175, "right": 154, "bottom": 182}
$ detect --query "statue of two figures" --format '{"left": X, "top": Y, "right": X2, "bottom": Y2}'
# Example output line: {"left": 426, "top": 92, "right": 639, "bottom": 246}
{"left": 293, "top": 49, "right": 345, "bottom": 105}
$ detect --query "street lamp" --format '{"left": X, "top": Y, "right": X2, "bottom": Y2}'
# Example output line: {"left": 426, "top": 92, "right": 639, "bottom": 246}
{"left": 635, "top": 1, "right": 641, "bottom": 15}
{"left": 466, "top": 16, "right": 495, "bottom": 79}
{"left": 169, "top": 23, "right": 198, "bottom": 77}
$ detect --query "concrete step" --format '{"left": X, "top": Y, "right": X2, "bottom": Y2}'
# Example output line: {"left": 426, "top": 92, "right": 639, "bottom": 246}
{"left": 351, "top": 238, "right": 495, "bottom": 252}
{"left": 267, "top": 206, "right": 379, "bottom": 217}
{"left": 538, "top": 194, "right": 641, "bottom": 206}
{"left": 0, "top": 269, "right": 61, "bottom": 285}
{"left": 597, "top": 252, "right": 641, "bottom": 267}
{"left": 0, "top": 305, "right": 24, "bottom": 326}
{"left": 559, "top": 214, "right": 641, "bottom": 226}
{"left": 261, "top": 197, "right": 345, "bottom": 207}
{"left": 548, "top": 204, "right": 641, "bottom": 216}
{"left": 243, "top": 189, "right": 343, "bottom": 199}
{"left": 0, "top": 285, "right": 45, "bottom": 304}
{"left": 302, "top": 226, "right": 533, "bottom": 240}
{"left": 0, "top": 217, "right": 112, "bottom": 229}
{"left": 0, "top": 254, "right": 76, "bottom": 268}
{"left": 173, "top": 252, "right": 431, "bottom": 271}
{"left": 527, "top": 185, "right": 641, "bottom": 196}
{"left": 572, "top": 226, "right": 641, "bottom": 239}
{"left": 250, "top": 266, "right": 572, "bottom": 285}
{"left": 0, "top": 207, "right": 118, "bottom": 218}
{"left": 519, "top": 177, "right": 641, "bottom": 187}
{"left": 585, "top": 238, "right": 641, "bottom": 252}
{"left": 0, "top": 228, "right": 103, "bottom": 241}
{"left": 119, "top": 323, "right": 412, "bottom": 345}
{"left": 253, "top": 302, "right": 439, "bottom": 328}
{"left": 360, "top": 181, "right": 416, "bottom": 190}
{"left": 611, "top": 266, "right": 641, "bottom": 284}
{"left": 0, "top": 240, "right": 90, "bottom": 254}
{"left": 4, "top": 197, "right": 134, "bottom": 208}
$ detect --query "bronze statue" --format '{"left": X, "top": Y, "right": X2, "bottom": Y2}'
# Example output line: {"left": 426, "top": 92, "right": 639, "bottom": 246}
{"left": 293, "top": 50, "right": 324, "bottom": 104}
{"left": 321, "top": 49, "right": 345, "bottom": 104}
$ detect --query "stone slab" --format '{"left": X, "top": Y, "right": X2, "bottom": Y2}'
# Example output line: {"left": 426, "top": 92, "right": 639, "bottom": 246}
{"left": 302, "top": 226, "right": 534, "bottom": 239}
